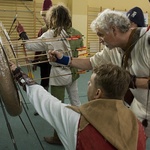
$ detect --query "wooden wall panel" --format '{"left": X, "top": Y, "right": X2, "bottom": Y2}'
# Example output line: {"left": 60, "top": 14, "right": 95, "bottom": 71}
{"left": 87, "top": 6, "right": 103, "bottom": 55}
{"left": 0, "top": 0, "right": 44, "bottom": 65}
{"left": 0, "top": 0, "right": 44, "bottom": 39}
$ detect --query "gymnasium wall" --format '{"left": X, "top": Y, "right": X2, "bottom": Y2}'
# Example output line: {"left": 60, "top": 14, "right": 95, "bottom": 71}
{"left": 0, "top": 0, "right": 149, "bottom": 57}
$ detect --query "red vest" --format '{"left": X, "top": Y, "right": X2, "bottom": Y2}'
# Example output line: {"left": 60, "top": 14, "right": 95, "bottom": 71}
{"left": 76, "top": 121, "right": 146, "bottom": 150}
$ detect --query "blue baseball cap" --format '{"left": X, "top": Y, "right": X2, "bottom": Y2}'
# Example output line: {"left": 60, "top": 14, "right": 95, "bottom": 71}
{"left": 127, "top": 7, "right": 146, "bottom": 27}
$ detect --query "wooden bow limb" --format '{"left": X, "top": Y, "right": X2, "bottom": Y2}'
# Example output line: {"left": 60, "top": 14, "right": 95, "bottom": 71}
{"left": 9, "top": 48, "right": 88, "bottom": 61}
{"left": 9, "top": 53, "right": 47, "bottom": 61}
{"left": 0, "top": 98, "right": 18, "bottom": 150}
{"left": 77, "top": 46, "right": 87, "bottom": 51}
{"left": 27, "top": 69, "right": 87, "bottom": 82}
{"left": 0, "top": 42, "right": 22, "bottom": 116}
{"left": 0, "top": 24, "right": 18, "bottom": 62}
{"left": 78, "top": 53, "right": 88, "bottom": 57}
{"left": 2, "top": 35, "right": 83, "bottom": 47}
{"left": 16, "top": 60, "right": 49, "bottom": 67}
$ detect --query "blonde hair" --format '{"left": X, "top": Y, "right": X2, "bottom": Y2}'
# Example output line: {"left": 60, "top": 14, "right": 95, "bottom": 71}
{"left": 93, "top": 64, "right": 130, "bottom": 99}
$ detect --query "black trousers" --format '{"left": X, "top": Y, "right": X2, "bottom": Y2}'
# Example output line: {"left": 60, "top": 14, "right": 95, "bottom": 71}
{"left": 37, "top": 62, "right": 51, "bottom": 88}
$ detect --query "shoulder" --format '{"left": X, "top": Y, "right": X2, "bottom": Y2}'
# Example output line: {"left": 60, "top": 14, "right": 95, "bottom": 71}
{"left": 40, "top": 29, "right": 54, "bottom": 38}
{"left": 41, "top": 25, "right": 48, "bottom": 33}
{"left": 38, "top": 25, "right": 48, "bottom": 37}
{"left": 69, "top": 27, "right": 82, "bottom": 35}
{"left": 140, "top": 27, "right": 150, "bottom": 39}
{"left": 139, "top": 27, "right": 150, "bottom": 46}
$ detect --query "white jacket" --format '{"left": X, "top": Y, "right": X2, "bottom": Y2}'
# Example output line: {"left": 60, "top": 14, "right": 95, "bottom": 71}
{"left": 25, "top": 29, "right": 72, "bottom": 86}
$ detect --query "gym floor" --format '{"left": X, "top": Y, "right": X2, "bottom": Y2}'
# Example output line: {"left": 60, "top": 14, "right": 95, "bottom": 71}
{"left": 0, "top": 67, "right": 150, "bottom": 150}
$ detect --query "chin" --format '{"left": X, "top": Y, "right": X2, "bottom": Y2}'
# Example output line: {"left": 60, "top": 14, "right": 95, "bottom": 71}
{"left": 106, "top": 45, "right": 116, "bottom": 50}
{"left": 106, "top": 45, "right": 113, "bottom": 50}
{"left": 87, "top": 97, "right": 92, "bottom": 101}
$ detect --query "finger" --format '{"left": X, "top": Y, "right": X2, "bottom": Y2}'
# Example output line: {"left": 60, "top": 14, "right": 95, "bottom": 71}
{"left": 49, "top": 54, "right": 56, "bottom": 62}
{"left": 51, "top": 50, "right": 57, "bottom": 55}
{"left": 9, "top": 61, "right": 14, "bottom": 66}
{"left": 9, "top": 61, "right": 13, "bottom": 66}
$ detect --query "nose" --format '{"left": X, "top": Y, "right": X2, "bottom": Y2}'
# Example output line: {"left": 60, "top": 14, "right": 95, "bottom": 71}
{"left": 99, "top": 37, "right": 104, "bottom": 44}
{"left": 99, "top": 39, "right": 103, "bottom": 43}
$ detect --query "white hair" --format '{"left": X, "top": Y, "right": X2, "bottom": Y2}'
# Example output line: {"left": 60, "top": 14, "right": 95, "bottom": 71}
{"left": 90, "top": 9, "right": 130, "bottom": 33}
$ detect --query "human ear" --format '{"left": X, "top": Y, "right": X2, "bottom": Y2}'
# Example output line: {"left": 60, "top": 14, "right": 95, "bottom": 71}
{"left": 94, "top": 89, "right": 102, "bottom": 99}
{"left": 111, "top": 26, "right": 117, "bottom": 36}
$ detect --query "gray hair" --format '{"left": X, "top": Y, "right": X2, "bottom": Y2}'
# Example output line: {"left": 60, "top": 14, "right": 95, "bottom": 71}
{"left": 90, "top": 9, "right": 130, "bottom": 33}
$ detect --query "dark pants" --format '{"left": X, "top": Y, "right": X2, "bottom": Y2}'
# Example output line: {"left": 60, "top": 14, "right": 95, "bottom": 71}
{"left": 124, "top": 89, "right": 134, "bottom": 105}
{"left": 38, "top": 62, "right": 51, "bottom": 90}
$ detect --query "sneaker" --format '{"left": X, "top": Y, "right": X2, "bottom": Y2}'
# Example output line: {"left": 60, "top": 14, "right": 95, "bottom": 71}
{"left": 44, "top": 136, "right": 62, "bottom": 145}
{"left": 34, "top": 111, "right": 39, "bottom": 116}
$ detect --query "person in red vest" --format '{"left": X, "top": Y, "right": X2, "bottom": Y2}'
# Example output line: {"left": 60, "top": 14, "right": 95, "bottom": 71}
{"left": 10, "top": 61, "right": 146, "bottom": 150}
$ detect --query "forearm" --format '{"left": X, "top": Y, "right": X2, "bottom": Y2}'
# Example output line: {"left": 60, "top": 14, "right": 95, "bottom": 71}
{"left": 12, "top": 67, "right": 37, "bottom": 91}
{"left": 19, "top": 31, "right": 49, "bottom": 51}
{"left": 26, "top": 84, "right": 64, "bottom": 121}
{"left": 136, "top": 78, "right": 150, "bottom": 89}
{"left": 70, "top": 57, "right": 93, "bottom": 70}
{"left": 25, "top": 40, "right": 49, "bottom": 52}
{"left": 49, "top": 50, "right": 93, "bottom": 70}
{"left": 26, "top": 84, "right": 80, "bottom": 145}
{"left": 19, "top": 32, "right": 42, "bottom": 51}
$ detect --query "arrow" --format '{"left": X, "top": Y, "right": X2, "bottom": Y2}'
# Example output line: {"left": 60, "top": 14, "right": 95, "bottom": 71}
{"left": 8, "top": 14, "right": 17, "bottom": 35}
